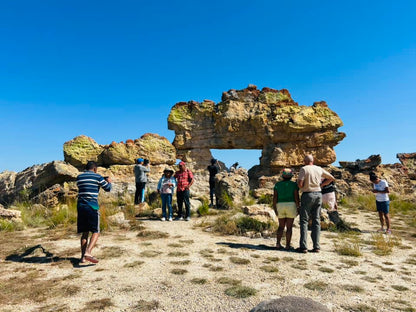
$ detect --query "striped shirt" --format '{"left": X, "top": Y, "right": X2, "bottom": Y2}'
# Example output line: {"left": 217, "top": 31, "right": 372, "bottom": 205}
{"left": 77, "top": 171, "right": 112, "bottom": 210}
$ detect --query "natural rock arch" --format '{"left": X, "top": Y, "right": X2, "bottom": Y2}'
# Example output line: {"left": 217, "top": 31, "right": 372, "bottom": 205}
{"left": 168, "top": 85, "right": 346, "bottom": 179}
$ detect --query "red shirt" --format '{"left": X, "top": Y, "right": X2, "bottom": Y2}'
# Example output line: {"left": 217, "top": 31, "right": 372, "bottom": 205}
{"left": 174, "top": 169, "right": 194, "bottom": 191}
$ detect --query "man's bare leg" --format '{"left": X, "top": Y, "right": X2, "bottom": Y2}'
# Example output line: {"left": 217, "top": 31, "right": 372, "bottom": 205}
{"left": 85, "top": 232, "right": 100, "bottom": 258}
{"left": 80, "top": 232, "right": 89, "bottom": 262}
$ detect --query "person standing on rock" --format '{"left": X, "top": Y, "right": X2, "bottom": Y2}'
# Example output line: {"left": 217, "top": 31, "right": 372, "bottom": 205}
{"left": 174, "top": 161, "right": 194, "bottom": 221}
{"left": 369, "top": 172, "right": 391, "bottom": 234}
{"left": 272, "top": 168, "right": 299, "bottom": 251}
{"left": 77, "top": 161, "right": 112, "bottom": 264}
{"left": 134, "top": 158, "right": 150, "bottom": 205}
{"left": 157, "top": 167, "right": 176, "bottom": 221}
{"left": 207, "top": 158, "right": 221, "bottom": 207}
{"left": 296, "top": 155, "right": 335, "bottom": 253}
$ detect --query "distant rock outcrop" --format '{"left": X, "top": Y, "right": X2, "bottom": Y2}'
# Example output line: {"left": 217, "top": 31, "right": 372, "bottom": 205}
{"left": 63, "top": 133, "right": 176, "bottom": 169}
{"left": 339, "top": 154, "right": 381, "bottom": 171}
{"left": 397, "top": 153, "right": 416, "bottom": 180}
{"left": 168, "top": 85, "right": 345, "bottom": 175}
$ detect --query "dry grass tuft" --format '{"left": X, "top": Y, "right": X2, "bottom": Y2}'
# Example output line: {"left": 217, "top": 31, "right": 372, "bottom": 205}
{"left": 370, "top": 233, "right": 401, "bottom": 255}
{"left": 171, "top": 268, "right": 188, "bottom": 275}
{"left": 224, "top": 285, "right": 257, "bottom": 298}
{"left": 190, "top": 278, "right": 208, "bottom": 284}
{"left": 99, "top": 246, "right": 125, "bottom": 259}
{"left": 260, "top": 265, "right": 279, "bottom": 273}
{"left": 167, "top": 243, "right": 184, "bottom": 248}
{"left": 170, "top": 260, "right": 191, "bottom": 265}
{"left": 81, "top": 298, "right": 114, "bottom": 311}
{"left": 319, "top": 267, "right": 334, "bottom": 273}
{"left": 342, "top": 303, "right": 377, "bottom": 312}
{"left": 229, "top": 256, "right": 250, "bottom": 265}
{"left": 179, "top": 239, "right": 194, "bottom": 244}
{"left": 140, "top": 250, "right": 161, "bottom": 258}
{"left": 343, "top": 284, "right": 365, "bottom": 293}
{"left": 391, "top": 285, "right": 409, "bottom": 291}
{"left": 304, "top": 281, "right": 328, "bottom": 291}
{"left": 168, "top": 251, "right": 190, "bottom": 257}
{"left": 137, "top": 230, "right": 169, "bottom": 240}
{"left": 217, "top": 277, "right": 242, "bottom": 285}
{"left": 131, "top": 300, "right": 160, "bottom": 311}
{"left": 123, "top": 260, "right": 145, "bottom": 268}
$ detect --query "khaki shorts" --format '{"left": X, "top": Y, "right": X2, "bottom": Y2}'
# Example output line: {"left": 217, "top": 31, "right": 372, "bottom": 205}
{"left": 276, "top": 202, "right": 297, "bottom": 219}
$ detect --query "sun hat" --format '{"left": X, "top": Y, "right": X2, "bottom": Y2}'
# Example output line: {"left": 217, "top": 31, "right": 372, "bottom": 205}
{"left": 179, "top": 161, "right": 186, "bottom": 166}
{"left": 163, "top": 167, "right": 174, "bottom": 174}
{"left": 281, "top": 168, "right": 294, "bottom": 178}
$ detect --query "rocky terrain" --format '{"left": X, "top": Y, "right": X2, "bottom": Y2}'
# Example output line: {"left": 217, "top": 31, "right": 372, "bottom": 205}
{"left": 0, "top": 85, "right": 415, "bottom": 312}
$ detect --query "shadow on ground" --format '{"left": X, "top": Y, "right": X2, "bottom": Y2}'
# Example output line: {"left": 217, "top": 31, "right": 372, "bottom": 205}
{"left": 217, "top": 242, "right": 276, "bottom": 251}
{"left": 5, "top": 244, "right": 93, "bottom": 268}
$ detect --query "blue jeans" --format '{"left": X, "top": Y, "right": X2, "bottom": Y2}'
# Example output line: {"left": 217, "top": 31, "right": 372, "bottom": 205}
{"left": 299, "top": 192, "right": 322, "bottom": 250}
{"left": 161, "top": 193, "right": 173, "bottom": 219}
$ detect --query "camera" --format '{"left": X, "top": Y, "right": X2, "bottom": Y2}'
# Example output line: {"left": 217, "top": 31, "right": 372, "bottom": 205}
{"left": 143, "top": 159, "right": 149, "bottom": 165}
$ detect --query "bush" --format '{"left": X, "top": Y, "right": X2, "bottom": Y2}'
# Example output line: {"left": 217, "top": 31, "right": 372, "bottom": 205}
{"left": 236, "top": 216, "right": 273, "bottom": 233}
{"left": 219, "top": 191, "right": 234, "bottom": 209}
{"left": 257, "top": 194, "right": 273, "bottom": 206}
{"left": 197, "top": 200, "right": 210, "bottom": 216}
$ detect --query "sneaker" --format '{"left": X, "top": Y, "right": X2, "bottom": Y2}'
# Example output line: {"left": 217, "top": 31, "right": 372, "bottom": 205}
{"left": 161, "top": 217, "right": 166, "bottom": 221}
{"left": 176, "top": 217, "right": 183, "bottom": 221}
{"left": 168, "top": 218, "right": 173, "bottom": 222}
{"left": 186, "top": 217, "right": 191, "bottom": 221}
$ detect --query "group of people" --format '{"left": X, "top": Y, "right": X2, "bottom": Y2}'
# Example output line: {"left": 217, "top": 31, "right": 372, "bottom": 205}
{"left": 134, "top": 158, "right": 195, "bottom": 222}
{"left": 76, "top": 154, "right": 391, "bottom": 263}
{"left": 272, "top": 154, "right": 391, "bottom": 253}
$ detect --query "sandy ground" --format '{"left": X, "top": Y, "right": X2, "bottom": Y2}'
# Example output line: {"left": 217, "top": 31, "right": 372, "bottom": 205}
{"left": 0, "top": 209, "right": 415, "bottom": 312}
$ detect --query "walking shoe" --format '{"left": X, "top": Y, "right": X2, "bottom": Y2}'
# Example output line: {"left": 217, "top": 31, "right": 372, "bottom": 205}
{"left": 186, "top": 217, "right": 191, "bottom": 221}
{"left": 175, "top": 217, "right": 184, "bottom": 221}
{"left": 161, "top": 217, "right": 166, "bottom": 221}
{"left": 385, "top": 229, "right": 392, "bottom": 235}
{"left": 295, "top": 247, "right": 308, "bottom": 254}
{"left": 168, "top": 217, "right": 173, "bottom": 222}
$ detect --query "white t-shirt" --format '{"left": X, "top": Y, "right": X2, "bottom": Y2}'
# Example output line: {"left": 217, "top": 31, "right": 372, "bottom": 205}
{"left": 373, "top": 179, "right": 389, "bottom": 202}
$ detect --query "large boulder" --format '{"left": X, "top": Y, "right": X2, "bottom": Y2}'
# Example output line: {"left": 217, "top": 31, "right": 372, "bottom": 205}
{"left": 168, "top": 85, "right": 345, "bottom": 177}
{"left": 64, "top": 133, "right": 176, "bottom": 168}
{"left": 215, "top": 168, "right": 249, "bottom": 208}
{"left": 63, "top": 135, "right": 104, "bottom": 168}
{"left": 250, "top": 296, "right": 330, "bottom": 312}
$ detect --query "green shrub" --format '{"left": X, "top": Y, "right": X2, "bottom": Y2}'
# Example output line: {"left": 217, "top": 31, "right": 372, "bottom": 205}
{"left": 197, "top": 200, "right": 210, "bottom": 216}
{"left": 219, "top": 191, "right": 234, "bottom": 209}
{"left": 224, "top": 286, "right": 257, "bottom": 298}
{"left": 257, "top": 194, "right": 273, "bottom": 206}
{"left": 0, "top": 219, "right": 24, "bottom": 232}
{"left": 236, "top": 216, "right": 273, "bottom": 233}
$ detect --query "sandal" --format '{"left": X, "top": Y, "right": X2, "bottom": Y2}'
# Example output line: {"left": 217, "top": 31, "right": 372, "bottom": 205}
{"left": 376, "top": 228, "right": 385, "bottom": 233}
{"left": 276, "top": 245, "right": 285, "bottom": 251}
{"left": 295, "top": 247, "right": 308, "bottom": 253}
{"left": 285, "top": 246, "right": 295, "bottom": 252}
{"left": 84, "top": 255, "right": 99, "bottom": 264}
{"left": 385, "top": 229, "right": 392, "bottom": 235}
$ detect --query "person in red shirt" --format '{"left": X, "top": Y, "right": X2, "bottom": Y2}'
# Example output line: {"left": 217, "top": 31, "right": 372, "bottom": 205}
{"left": 174, "top": 161, "right": 194, "bottom": 221}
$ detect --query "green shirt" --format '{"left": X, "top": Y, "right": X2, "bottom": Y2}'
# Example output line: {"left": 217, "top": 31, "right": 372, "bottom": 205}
{"left": 274, "top": 180, "right": 298, "bottom": 203}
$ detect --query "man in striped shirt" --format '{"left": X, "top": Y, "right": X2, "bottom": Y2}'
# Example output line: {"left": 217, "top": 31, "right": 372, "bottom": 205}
{"left": 77, "top": 161, "right": 112, "bottom": 264}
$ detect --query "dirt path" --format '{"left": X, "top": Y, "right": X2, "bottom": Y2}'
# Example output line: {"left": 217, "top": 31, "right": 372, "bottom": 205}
{"left": 1, "top": 210, "right": 415, "bottom": 312}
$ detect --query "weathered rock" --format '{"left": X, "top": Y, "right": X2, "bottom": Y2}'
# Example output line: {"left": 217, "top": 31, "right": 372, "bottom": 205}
{"left": 108, "top": 211, "right": 130, "bottom": 228}
{"left": 0, "top": 171, "right": 17, "bottom": 205}
{"left": 397, "top": 152, "right": 416, "bottom": 179}
{"left": 0, "top": 161, "right": 79, "bottom": 205}
{"left": 250, "top": 296, "right": 331, "bottom": 312}
{"left": 64, "top": 133, "right": 176, "bottom": 168}
{"left": 31, "top": 184, "right": 67, "bottom": 207}
{"left": 242, "top": 204, "right": 277, "bottom": 222}
{"left": 63, "top": 135, "right": 104, "bottom": 168}
{"left": 339, "top": 154, "right": 381, "bottom": 171}
{"left": 215, "top": 168, "right": 250, "bottom": 209}
{"left": 0, "top": 205, "right": 22, "bottom": 220}
{"left": 168, "top": 86, "right": 345, "bottom": 177}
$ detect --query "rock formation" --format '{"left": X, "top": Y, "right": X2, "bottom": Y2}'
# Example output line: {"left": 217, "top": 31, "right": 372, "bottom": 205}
{"left": 63, "top": 133, "right": 176, "bottom": 169}
{"left": 339, "top": 154, "right": 381, "bottom": 171}
{"left": 397, "top": 153, "right": 416, "bottom": 180}
{"left": 168, "top": 85, "right": 345, "bottom": 176}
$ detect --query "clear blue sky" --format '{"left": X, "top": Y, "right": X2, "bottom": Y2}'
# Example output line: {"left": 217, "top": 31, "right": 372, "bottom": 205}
{"left": 1, "top": 0, "right": 415, "bottom": 173}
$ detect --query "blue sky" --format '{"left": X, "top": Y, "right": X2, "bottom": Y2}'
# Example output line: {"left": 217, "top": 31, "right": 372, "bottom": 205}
{"left": 1, "top": 0, "right": 415, "bottom": 173}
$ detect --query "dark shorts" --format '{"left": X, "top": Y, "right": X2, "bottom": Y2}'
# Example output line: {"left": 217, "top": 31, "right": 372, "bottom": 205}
{"left": 77, "top": 202, "right": 100, "bottom": 233}
{"left": 376, "top": 200, "right": 390, "bottom": 214}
